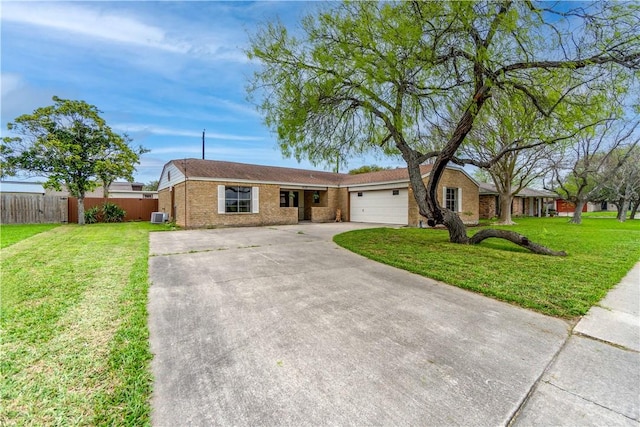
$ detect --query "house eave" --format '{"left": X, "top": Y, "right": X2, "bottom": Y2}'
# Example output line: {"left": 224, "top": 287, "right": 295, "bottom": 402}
{"left": 187, "top": 176, "right": 339, "bottom": 189}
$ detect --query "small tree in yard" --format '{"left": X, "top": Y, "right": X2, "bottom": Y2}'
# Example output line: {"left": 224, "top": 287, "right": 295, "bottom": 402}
{"left": 595, "top": 146, "right": 640, "bottom": 221}
{"left": 546, "top": 119, "right": 639, "bottom": 224}
{"left": 96, "top": 133, "right": 149, "bottom": 199}
{"left": 248, "top": 1, "right": 639, "bottom": 256}
{"left": 1, "top": 96, "right": 147, "bottom": 225}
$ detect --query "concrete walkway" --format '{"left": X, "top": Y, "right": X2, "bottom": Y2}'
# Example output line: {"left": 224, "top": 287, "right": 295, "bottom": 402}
{"left": 148, "top": 224, "right": 639, "bottom": 426}
{"left": 513, "top": 262, "right": 640, "bottom": 426}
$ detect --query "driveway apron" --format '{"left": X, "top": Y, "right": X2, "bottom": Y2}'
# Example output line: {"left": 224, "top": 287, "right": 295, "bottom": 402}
{"left": 148, "top": 223, "right": 569, "bottom": 426}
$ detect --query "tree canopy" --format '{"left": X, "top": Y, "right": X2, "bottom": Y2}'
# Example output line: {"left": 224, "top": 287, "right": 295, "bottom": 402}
{"left": 1, "top": 96, "right": 147, "bottom": 224}
{"left": 248, "top": 0, "right": 639, "bottom": 255}
{"left": 348, "top": 165, "right": 391, "bottom": 175}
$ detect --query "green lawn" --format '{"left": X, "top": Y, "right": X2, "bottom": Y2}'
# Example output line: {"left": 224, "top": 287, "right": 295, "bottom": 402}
{"left": 0, "top": 224, "right": 60, "bottom": 249}
{"left": 1, "top": 222, "right": 166, "bottom": 426}
{"left": 334, "top": 217, "right": 640, "bottom": 318}
{"left": 580, "top": 211, "right": 632, "bottom": 218}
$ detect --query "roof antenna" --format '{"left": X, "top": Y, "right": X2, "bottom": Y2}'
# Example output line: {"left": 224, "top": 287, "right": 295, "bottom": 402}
{"left": 202, "top": 129, "right": 206, "bottom": 160}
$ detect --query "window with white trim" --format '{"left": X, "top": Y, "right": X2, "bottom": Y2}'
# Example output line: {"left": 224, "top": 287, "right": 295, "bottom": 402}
{"left": 218, "top": 185, "right": 259, "bottom": 214}
{"left": 445, "top": 187, "right": 459, "bottom": 211}
{"left": 225, "top": 186, "right": 251, "bottom": 212}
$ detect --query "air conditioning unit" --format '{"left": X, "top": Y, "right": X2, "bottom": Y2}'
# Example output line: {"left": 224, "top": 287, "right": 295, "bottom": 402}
{"left": 150, "top": 212, "right": 167, "bottom": 224}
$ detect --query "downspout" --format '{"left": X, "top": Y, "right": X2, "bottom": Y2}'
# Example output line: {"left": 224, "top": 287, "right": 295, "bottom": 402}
{"left": 183, "top": 159, "right": 188, "bottom": 228}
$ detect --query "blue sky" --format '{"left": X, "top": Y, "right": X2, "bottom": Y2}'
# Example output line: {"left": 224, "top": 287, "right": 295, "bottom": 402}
{"left": 1, "top": 1, "right": 406, "bottom": 184}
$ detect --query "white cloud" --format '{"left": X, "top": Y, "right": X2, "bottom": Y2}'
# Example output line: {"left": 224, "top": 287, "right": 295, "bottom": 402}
{"left": 1, "top": 2, "right": 253, "bottom": 64}
{"left": 113, "top": 124, "right": 264, "bottom": 141}
{"left": 1, "top": 2, "right": 190, "bottom": 53}
{"left": 205, "top": 96, "right": 261, "bottom": 118}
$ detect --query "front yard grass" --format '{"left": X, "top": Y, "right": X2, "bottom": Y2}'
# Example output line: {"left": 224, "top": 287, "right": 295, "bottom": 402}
{"left": 0, "top": 224, "right": 60, "bottom": 249}
{"left": 334, "top": 217, "right": 640, "bottom": 318}
{"left": 1, "top": 222, "right": 164, "bottom": 425}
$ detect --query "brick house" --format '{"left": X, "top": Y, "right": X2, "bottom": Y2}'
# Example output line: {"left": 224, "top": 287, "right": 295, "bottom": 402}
{"left": 478, "top": 182, "right": 557, "bottom": 219}
{"left": 157, "top": 159, "right": 479, "bottom": 228}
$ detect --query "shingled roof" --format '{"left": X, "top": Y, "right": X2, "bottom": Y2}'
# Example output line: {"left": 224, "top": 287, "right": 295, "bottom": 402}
{"left": 478, "top": 181, "right": 558, "bottom": 198}
{"left": 172, "top": 159, "right": 344, "bottom": 186}
{"left": 340, "top": 164, "right": 434, "bottom": 185}
{"left": 169, "top": 159, "right": 444, "bottom": 186}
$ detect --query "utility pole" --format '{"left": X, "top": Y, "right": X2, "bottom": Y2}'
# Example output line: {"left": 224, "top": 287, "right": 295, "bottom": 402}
{"left": 202, "top": 129, "right": 206, "bottom": 160}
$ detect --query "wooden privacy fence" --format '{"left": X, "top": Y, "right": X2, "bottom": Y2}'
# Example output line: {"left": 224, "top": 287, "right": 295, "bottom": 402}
{"left": 1, "top": 194, "right": 68, "bottom": 224}
{"left": 67, "top": 198, "right": 159, "bottom": 223}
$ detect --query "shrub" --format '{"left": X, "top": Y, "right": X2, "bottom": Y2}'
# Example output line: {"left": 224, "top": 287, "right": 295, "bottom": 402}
{"left": 102, "top": 203, "right": 126, "bottom": 223}
{"left": 84, "top": 203, "right": 126, "bottom": 224}
{"left": 85, "top": 206, "right": 101, "bottom": 224}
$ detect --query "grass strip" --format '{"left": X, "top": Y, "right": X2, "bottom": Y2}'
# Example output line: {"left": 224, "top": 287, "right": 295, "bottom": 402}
{"left": 334, "top": 217, "right": 640, "bottom": 318}
{"left": 1, "top": 222, "right": 163, "bottom": 426}
{"left": 0, "top": 224, "right": 60, "bottom": 249}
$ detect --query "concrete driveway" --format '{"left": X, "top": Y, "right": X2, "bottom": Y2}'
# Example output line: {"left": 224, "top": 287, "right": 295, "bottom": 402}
{"left": 148, "top": 223, "right": 569, "bottom": 426}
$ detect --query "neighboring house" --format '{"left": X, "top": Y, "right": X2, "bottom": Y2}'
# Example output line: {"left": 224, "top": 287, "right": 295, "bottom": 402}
{"left": 45, "top": 182, "right": 158, "bottom": 199}
{"left": 478, "top": 182, "right": 558, "bottom": 219}
{"left": 551, "top": 200, "right": 616, "bottom": 216}
{"left": 157, "top": 159, "right": 479, "bottom": 228}
{"left": 0, "top": 181, "right": 47, "bottom": 194}
{"left": 587, "top": 201, "right": 617, "bottom": 212}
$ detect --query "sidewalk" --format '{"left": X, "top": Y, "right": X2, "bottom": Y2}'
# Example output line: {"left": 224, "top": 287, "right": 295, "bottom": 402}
{"left": 513, "top": 262, "right": 640, "bottom": 426}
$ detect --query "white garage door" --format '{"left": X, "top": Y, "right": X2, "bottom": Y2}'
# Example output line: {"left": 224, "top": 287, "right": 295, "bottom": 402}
{"left": 350, "top": 189, "right": 408, "bottom": 225}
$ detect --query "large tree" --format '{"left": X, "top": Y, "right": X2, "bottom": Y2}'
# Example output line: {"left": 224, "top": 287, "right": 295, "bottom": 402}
{"left": 248, "top": 1, "right": 639, "bottom": 256}
{"left": 462, "top": 92, "right": 587, "bottom": 224}
{"left": 1, "top": 96, "right": 147, "bottom": 224}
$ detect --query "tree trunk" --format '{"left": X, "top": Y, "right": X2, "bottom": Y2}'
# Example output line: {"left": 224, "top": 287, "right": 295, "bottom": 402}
{"left": 616, "top": 199, "right": 628, "bottom": 222}
{"left": 630, "top": 198, "right": 639, "bottom": 219}
{"left": 102, "top": 179, "right": 111, "bottom": 199}
{"left": 77, "top": 196, "right": 85, "bottom": 225}
{"left": 569, "top": 200, "right": 585, "bottom": 224}
{"left": 470, "top": 229, "right": 567, "bottom": 256}
{"left": 497, "top": 194, "right": 515, "bottom": 225}
{"left": 443, "top": 208, "right": 470, "bottom": 244}
{"left": 394, "top": 84, "right": 564, "bottom": 255}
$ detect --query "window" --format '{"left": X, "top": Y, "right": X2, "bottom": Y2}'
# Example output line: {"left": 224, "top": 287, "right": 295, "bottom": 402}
{"left": 392, "top": 189, "right": 400, "bottom": 196}
{"left": 218, "top": 185, "right": 259, "bottom": 214}
{"left": 313, "top": 191, "right": 320, "bottom": 204}
{"left": 225, "top": 186, "right": 252, "bottom": 212}
{"left": 143, "top": 193, "right": 153, "bottom": 199}
{"left": 167, "top": 171, "right": 171, "bottom": 181}
{"left": 357, "top": 192, "right": 363, "bottom": 197}
{"left": 280, "top": 191, "right": 298, "bottom": 207}
{"left": 445, "top": 187, "right": 459, "bottom": 211}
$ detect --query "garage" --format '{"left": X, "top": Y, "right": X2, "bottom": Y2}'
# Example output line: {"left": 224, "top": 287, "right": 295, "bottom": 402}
{"left": 349, "top": 188, "right": 408, "bottom": 224}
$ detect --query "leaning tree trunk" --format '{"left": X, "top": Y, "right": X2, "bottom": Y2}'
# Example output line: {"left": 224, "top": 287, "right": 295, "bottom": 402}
{"left": 469, "top": 228, "right": 567, "bottom": 256}
{"left": 394, "top": 82, "right": 565, "bottom": 256}
{"left": 569, "top": 200, "right": 585, "bottom": 224}
{"left": 407, "top": 157, "right": 566, "bottom": 256}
